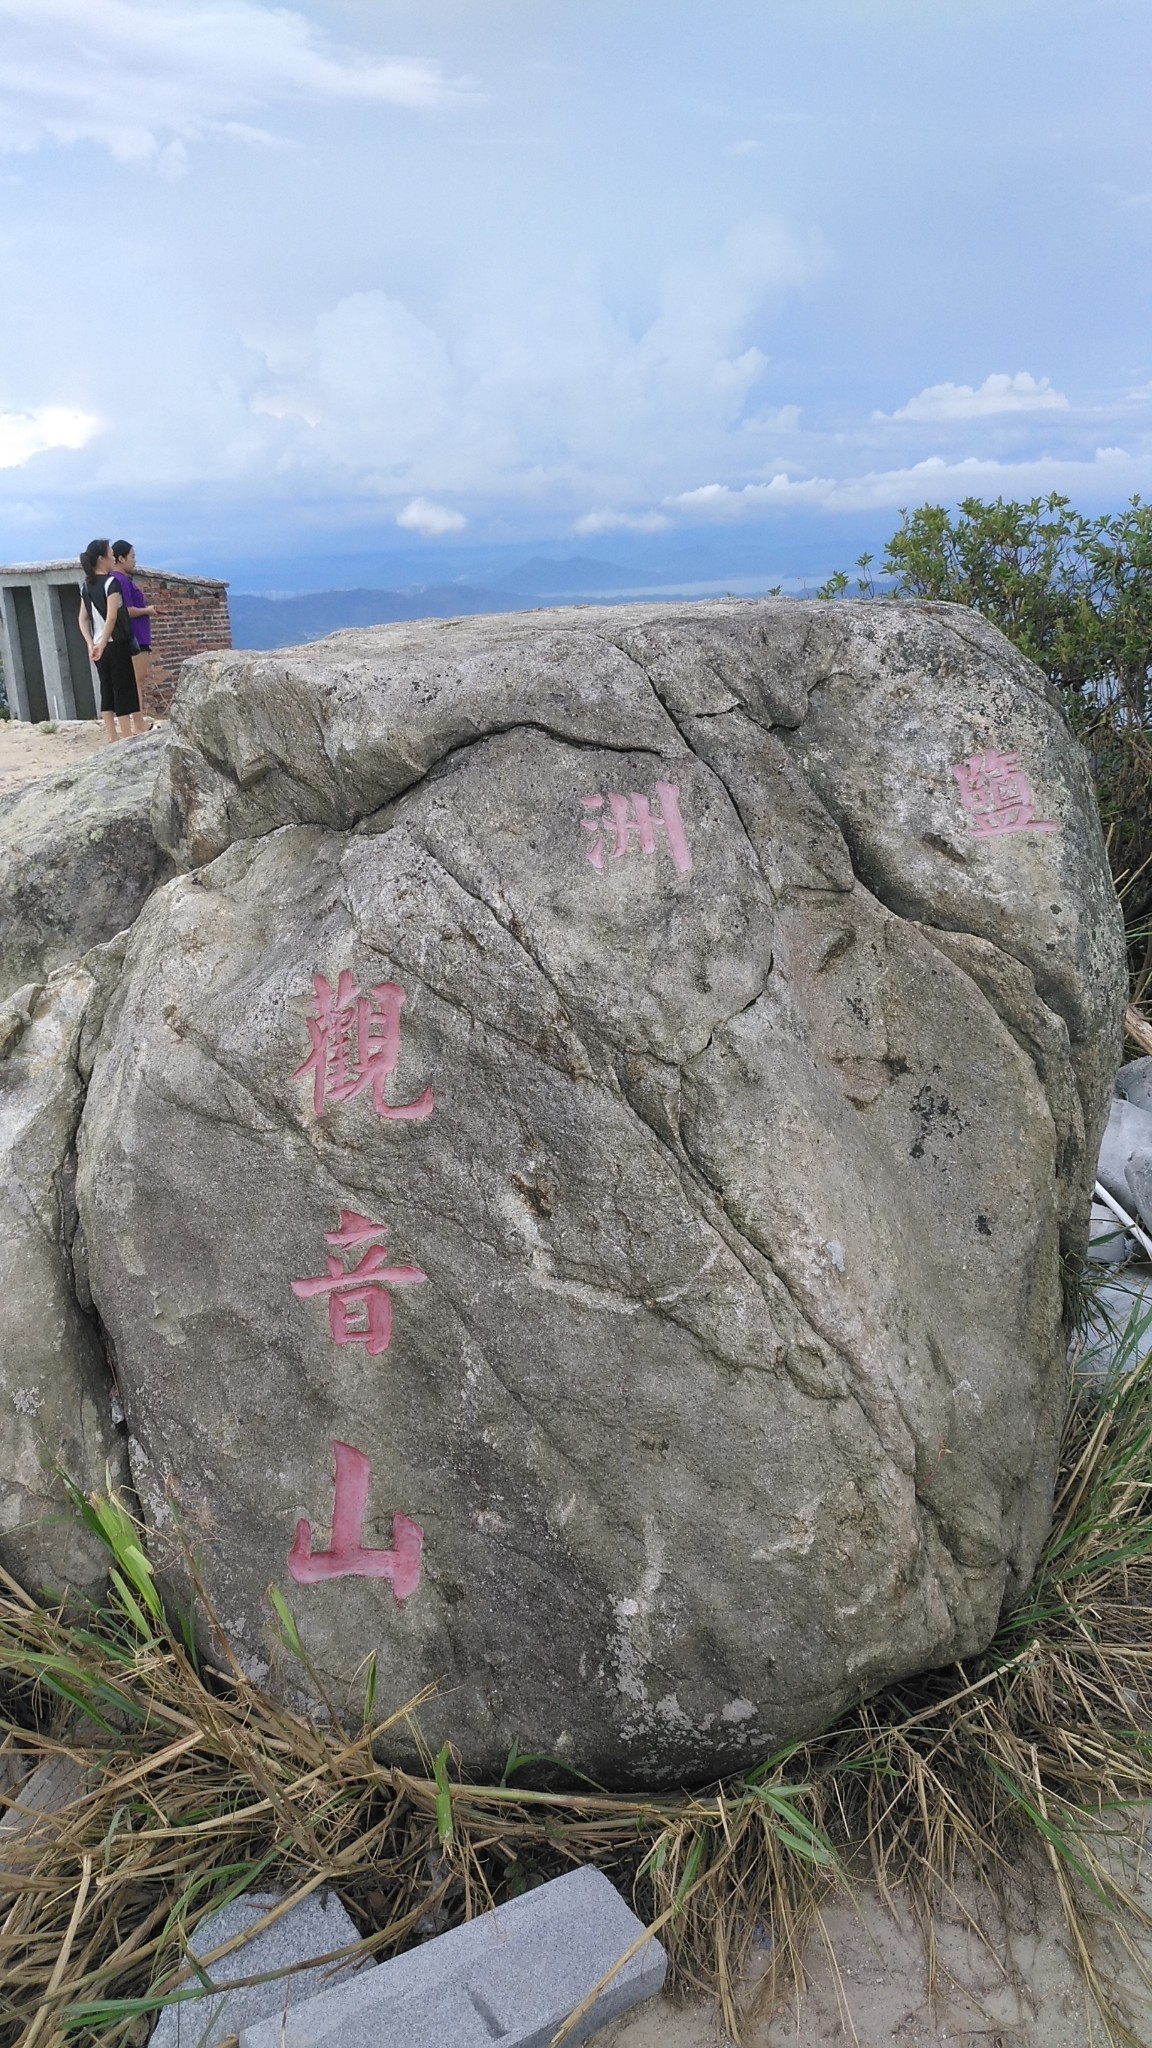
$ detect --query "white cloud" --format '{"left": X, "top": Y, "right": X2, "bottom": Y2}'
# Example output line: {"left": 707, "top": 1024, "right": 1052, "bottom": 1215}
{"left": 665, "top": 445, "right": 1139, "bottom": 518}
{"left": 875, "top": 371, "right": 1069, "bottom": 423}
{"left": 397, "top": 497, "right": 467, "bottom": 536}
{"left": 572, "top": 509, "right": 671, "bottom": 534}
{"left": 0, "top": 208, "right": 821, "bottom": 525}
{"left": 180, "top": 215, "right": 822, "bottom": 509}
{"left": 1101, "top": 183, "right": 1152, "bottom": 212}
{"left": 742, "top": 403, "right": 802, "bottom": 432}
{"left": 0, "top": 406, "right": 99, "bottom": 468}
{"left": 0, "top": 0, "right": 470, "bottom": 167}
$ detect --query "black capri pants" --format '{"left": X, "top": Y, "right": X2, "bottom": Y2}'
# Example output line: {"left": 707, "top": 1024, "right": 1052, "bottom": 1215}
{"left": 97, "top": 643, "right": 140, "bottom": 717}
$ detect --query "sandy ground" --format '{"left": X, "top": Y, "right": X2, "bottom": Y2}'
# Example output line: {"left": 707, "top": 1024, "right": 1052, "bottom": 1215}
{"left": 4, "top": 721, "right": 1150, "bottom": 2047}
{"left": 0, "top": 714, "right": 110, "bottom": 796}
{"left": 602, "top": 1837, "right": 1152, "bottom": 2048}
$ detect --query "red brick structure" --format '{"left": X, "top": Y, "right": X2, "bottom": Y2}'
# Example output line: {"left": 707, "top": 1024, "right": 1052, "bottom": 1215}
{"left": 137, "top": 568, "right": 232, "bottom": 716}
{"left": 0, "top": 561, "right": 232, "bottom": 722}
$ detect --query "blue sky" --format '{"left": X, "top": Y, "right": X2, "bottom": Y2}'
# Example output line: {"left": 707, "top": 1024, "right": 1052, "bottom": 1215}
{"left": 1, "top": 0, "right": 1151, "bottom": 592}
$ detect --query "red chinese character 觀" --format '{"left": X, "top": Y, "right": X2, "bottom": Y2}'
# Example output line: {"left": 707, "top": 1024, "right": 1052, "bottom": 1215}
{"left": 293, "top": 972, "right": 435, "bottom": 1120}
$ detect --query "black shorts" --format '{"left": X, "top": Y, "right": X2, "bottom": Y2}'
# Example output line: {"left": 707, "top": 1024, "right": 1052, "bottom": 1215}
{"left": 97, "top": 642, "right": 140, "bottom": 716}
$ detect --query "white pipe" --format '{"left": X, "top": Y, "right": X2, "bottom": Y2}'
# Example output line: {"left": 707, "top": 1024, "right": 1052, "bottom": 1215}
{"left": 1094, "top": 1180, "right": 1152, "bottom": 1267}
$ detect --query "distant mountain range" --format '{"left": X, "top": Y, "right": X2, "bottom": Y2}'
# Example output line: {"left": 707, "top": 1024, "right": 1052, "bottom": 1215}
{"left": 491, "top": 555, "right": 645, "bottom": 593}
{"left": 227, "top": 557, "right": 703, "bottom": 651}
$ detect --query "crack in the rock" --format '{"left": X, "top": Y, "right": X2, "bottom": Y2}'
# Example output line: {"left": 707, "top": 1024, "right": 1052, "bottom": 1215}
{"left": 52, "top": 1030, "right": 138, "bottom": 1499}
{"left": 671, "top": 1116, "right": 904, "bottom": 1465}
{"left": 910, "top": 925, "right": 1080, "bottom": 1198}
{"left": 411, "top": 835, "right": 603, "bottom": 1058}
{"left": 892, "top": 906, "right": 1091, "bottom": 1114}
{"left": 605, "top": 643, "right": 778, "bottom": 889}
{"left": 406, "top": 838, "right": 811, "bottom": 1328}
{"left": 686, "top": 976, "right": 774, "bottom": 1066}
{"left": 144, "top": 1069, "right": 282, "bottom": 1136}
{"left": 185, "top": 700, "right": 689, "bottom": 864}
{"left": 421, "top": 1262, "right": 594, "bottom": 1489}
{"left": 351, "top": 922, "right": 593, "bottom": 1087}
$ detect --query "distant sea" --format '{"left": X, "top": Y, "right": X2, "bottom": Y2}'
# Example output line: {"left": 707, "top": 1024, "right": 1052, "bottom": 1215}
{"left": 226, "top": 556, "right": 810, "bottom": 652}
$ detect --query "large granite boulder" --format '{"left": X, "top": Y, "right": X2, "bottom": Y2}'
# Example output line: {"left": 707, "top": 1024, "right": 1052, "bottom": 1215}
{"left": 0, "top": 962, "right": 129, "bottom": 1601}
{"left": 0, "top": 731, "right": 169, "bottom": 1002}
{"left": 54, "top": 600, "right": 1127, "bottom": 1783}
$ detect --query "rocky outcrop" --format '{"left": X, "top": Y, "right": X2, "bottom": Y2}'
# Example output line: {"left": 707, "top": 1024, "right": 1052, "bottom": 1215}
{"left": 37, "top": 598, "right": 1121, "bottom": 1785}
{"left": 0, "top": 731, "right": 169, "bottom": 1003}
{"left": 0, "top": 963, "right": 129, "bottom": 1601}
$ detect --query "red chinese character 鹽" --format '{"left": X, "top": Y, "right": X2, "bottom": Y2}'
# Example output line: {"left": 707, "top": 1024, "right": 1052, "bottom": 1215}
{"left": 951, "top": 750, "right": 1057, "bottom": 838}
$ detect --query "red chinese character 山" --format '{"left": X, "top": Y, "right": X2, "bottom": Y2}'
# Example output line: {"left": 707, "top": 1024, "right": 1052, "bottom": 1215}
{"left": 291, "top": 1210, "right": 427, "bottom": 1356}
{"left": 293, "top": 972, "right": 435, "bottom": 1119}
{"left": 951, "top": 750, "right": 1058, "bottom": 838}
{"left": 581, "top": 782, "right": 693, "bottom": 874}
{"left": 288, "top": 1440, "right": 423, "bottom": 1597}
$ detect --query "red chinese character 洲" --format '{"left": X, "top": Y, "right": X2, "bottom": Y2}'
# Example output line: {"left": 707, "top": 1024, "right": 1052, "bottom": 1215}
{"left": 950, "top": 750, "right": 1058, "bottom": 838}
{"left": 291, "top": 1210, "right": 427, "bottom": 1355}
{"left": 288, "top": 1440, "right": 423, "bottom": 1596}
{"left": 293, "top": 972, "right": 435, "bottom": 1120}
{"left": 581, "top": 781, "right": 693, "bottom": 874}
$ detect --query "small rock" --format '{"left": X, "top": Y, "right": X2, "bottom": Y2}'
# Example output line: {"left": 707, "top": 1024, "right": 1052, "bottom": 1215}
{"left": 1096, "top": 1097, "right": 1152, "bottom": 1209}
{"left": 0, "top": 728, "right": 169, "bottom": 1001}
{"left": 1075, "top": 1268, "right": 1152, "bottom": 1378}
{"left": 0, "top": 1751, "right": 95, "bottom": 1890}
{"left": 237, "top": 1865, "right": 666, "bottom": 2048}
{"left": 1116, "top": 1057, "right": 1152, "bottom": 1116}
{"left": 148, "top": 1888, "right": 365, "bottom": 2048}
{"left": 1127, "top": 1154, "right": 1152, "bottom": 1237}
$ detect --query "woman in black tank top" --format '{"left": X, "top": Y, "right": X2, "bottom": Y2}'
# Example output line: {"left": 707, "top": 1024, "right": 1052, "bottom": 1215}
{"left": 78, "top": 538, "right": 145, "bottom": 742}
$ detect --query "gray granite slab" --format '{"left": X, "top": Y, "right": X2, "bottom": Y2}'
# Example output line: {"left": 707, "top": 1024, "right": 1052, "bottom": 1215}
{"left": 238, "top": 1865, "right": 666, "bottom": 2048}
{"left": 149, "top": 1888, "right": 364, "bottom": 2047}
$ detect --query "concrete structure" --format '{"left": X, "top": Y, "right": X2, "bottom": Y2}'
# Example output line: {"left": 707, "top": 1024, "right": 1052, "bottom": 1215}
{"left": 238, "top": 1866, "right": 667, "bottom": 2048}
{"left": 150, "top": 1889, "right": 366, "bottom": 2048}
{"left": 0, "top": 561, "right": 231, "bottom": 722}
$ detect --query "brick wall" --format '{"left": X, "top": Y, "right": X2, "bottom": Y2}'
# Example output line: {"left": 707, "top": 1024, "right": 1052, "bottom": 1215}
{"left": 135, "top": 571, "right": 232, "bottom": 716}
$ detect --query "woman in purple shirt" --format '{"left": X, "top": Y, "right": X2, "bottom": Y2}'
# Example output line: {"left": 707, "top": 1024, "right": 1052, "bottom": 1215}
{"left": 111, "top": 540, "right": 157, "bottom": 712}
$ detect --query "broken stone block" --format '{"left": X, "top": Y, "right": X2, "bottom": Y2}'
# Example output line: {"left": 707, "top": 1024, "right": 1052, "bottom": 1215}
{"left": 238, "top": 1865, "right": 666, "bottom": 2048}
{"left": 149, "top": 1887, "right": 365, "bottom": 2048}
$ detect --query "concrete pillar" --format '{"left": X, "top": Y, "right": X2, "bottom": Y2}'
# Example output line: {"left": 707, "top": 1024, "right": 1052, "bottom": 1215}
{"left": 0, "top": 588, "right": 31, "bottom": 721}
{"left": 31, "top": 577, "right": 75, "bottom": 718}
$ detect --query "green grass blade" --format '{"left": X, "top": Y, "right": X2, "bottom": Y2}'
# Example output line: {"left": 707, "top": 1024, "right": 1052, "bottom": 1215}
{"left": 433, "top": 1742, "right": 454, "bottom": 1845}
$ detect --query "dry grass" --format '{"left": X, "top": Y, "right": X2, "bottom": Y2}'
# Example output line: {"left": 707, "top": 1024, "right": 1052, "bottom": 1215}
{"left": 3, "top": 1344, "right": 1152, "bottom": 2048}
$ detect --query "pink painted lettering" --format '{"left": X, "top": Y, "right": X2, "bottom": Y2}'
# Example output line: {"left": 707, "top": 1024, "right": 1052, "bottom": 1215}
{"left": 291, "top": 1211, "right": 426, "bottom": 1356}
{"left": 581, "top": 781, "right": 693, "bottom": 874}
{"left": 293, "top": 972, "right": 435, "bottom": 1120}
{"left": 288, "top": 1440, "right": 423, "bottom": 1596}
{"left": 951, "top": 750, "right": 1058, "bottom": 838}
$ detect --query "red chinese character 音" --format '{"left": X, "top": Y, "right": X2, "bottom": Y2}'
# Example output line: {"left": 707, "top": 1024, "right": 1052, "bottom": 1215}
{"left": 291, "top": 1210, "right": 427, "bottom": 1355}
{"left": 580, "top": 781, "right": 693, "bottom": 874}
{"left": 950, "top": 750, "right": 1058, "bottom": 838}
{"left": 293, "top": 972, "right": 435, "bottom": 1120}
